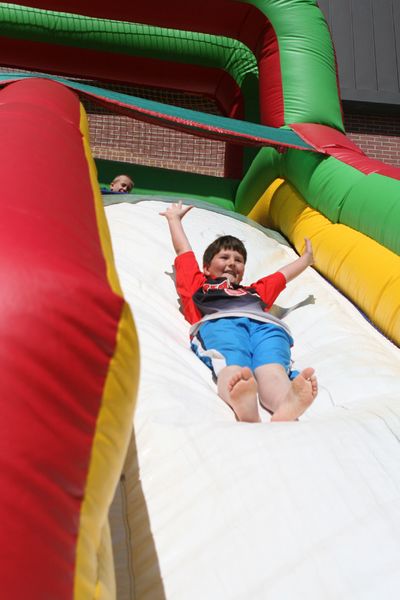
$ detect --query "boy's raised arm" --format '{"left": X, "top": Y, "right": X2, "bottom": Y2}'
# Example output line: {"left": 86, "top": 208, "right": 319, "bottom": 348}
{"left": 159, "top": 201, "right": 193, "bottom": 255}
{"left": 279, "top": 238, "right": 314, "bottom": 283}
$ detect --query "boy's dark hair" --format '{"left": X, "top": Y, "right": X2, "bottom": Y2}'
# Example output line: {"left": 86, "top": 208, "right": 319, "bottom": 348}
{"left": 203, "top": 235, "right": 247, "bottom": 266}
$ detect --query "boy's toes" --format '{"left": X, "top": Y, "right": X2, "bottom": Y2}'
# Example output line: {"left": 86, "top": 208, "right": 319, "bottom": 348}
{"left": 241, "top": 367, "right": 253, "bottom": 381}
{"left": 310, "top": 374, "right": 318, "bottom": 398}
{"left": 300, "top": 367, "right": 314, "bottom": 381}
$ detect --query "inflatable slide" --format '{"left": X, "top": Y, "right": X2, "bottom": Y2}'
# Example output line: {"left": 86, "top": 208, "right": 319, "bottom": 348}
{"left": 0, "top": 1, "right": 399, "bottom": 599}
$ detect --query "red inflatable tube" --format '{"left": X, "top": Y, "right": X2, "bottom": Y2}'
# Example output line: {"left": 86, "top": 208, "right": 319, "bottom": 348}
{"left": 0, "top": 78, "right": 138, "bottom": 599}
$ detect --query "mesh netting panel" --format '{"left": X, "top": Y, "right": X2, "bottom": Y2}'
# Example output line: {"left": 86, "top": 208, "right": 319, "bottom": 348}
{"left": 0, "top": 5, "right": 257, "bottom": 86}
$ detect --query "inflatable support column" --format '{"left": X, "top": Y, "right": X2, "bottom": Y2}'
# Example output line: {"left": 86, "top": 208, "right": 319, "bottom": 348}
{"left": 0, "top": 79, "right": 139, "bottom": 600}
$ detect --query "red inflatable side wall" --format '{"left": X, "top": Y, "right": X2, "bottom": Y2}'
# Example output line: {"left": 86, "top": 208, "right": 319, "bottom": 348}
{"left": 0, "top": 79, "right": 125, "bottom": 599}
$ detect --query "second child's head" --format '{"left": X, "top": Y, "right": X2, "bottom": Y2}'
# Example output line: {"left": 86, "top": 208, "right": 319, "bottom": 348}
{"left": 203, "top": 235, "right": 247, "bottom": 285}
{"left": 110, "top": 174, "right": 134, "bottom": 193}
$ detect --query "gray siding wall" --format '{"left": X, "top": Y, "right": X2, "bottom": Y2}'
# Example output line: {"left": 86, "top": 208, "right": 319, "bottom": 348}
{"left": 318, "top": 0, "right": 400, "bottom": 106}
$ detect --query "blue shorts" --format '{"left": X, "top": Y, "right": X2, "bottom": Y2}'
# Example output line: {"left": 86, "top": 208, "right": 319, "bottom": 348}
{"left": 191, "top": 317, "right": 298, "bottom": 379}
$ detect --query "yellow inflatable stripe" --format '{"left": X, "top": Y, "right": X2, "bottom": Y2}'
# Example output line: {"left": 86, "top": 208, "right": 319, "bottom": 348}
{"left": 249, "top": 180, "right": 400, "bottom": 346}
{"left": 94, "top": 521, "right": 116, "bottom": 599}
{"left": 79, "top": 104, "right": 122, "bottom": 296}
{"left": 75, "top": 105, "right": 140, "bottom": 599}
{"left": 247, "top": 178, "right": 284, "bottom": 227}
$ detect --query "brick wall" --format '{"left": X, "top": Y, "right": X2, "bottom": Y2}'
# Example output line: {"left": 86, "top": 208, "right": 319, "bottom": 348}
{"left": 344, "top": 111, "right": 400, "bottom": 169}
{"left": 82, "top": 85, "right": 226, "bottom": 177}
{"left": 87, "top": 110, "right": 226, "bottom": 177}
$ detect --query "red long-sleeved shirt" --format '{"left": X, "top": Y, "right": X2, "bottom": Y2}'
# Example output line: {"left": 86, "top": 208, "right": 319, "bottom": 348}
{"left": 174, "top": 251, "right": 289, "bottom": 336}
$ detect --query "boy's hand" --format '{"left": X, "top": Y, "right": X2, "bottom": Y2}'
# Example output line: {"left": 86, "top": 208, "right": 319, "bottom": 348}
{"left": 279, "top": 237, "right": 314, "bottom": 283}
{"left": 159, "top": 201, "right": 193, "bottom": 221}
{"left": 302, "top": 238, "right": 314, "bottom": 266}
{"left": 159, "top": 200, "right": 193, "bottom": 255}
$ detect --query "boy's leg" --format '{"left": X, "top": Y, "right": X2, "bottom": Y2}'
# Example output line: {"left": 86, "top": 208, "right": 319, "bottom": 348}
{"left": 217, "top": 365, "right": 260, "bottom": 423}
{"left": 193, "top": 319, "right": 260, "bottom": 423}
{"left": 255, "top": 364, "right": 318, "bottom": 421}
{"left": 251, "top": 322, "right": 317, "bottom": 421}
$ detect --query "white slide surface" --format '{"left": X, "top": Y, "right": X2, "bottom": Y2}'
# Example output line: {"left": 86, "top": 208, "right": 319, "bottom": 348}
{"left": 106, "top": 200, "right": 400, "bottom": 600}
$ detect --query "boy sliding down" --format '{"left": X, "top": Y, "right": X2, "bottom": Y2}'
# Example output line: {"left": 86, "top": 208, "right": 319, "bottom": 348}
{"left": 160, "top": 201, "right": 318, "bottom": 423}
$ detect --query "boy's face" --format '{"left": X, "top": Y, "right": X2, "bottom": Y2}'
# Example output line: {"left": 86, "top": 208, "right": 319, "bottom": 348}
{"left": 110, "top": 176, "right": 133, "bottom": 193}
{"left": 204, "top": 248, "right": 245, "bottom": 285}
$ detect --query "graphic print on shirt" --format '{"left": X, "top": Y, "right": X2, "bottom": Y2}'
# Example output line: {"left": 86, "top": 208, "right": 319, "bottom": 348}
{"left": 203, "top": 279, "right": 230, "bottom": 292}
{"left": 193, "top": 277, "right": 268, "bottom": 316}
{"left": 203, "top": 278, "right": 247, "bottom": 297}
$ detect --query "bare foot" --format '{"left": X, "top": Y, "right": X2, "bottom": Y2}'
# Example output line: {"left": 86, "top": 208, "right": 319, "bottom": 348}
{"left": 271, "top": 368, "right": 317, "bottom": 422}
{"left": 227, "top": 367, "right": 260, "bottom": 423}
